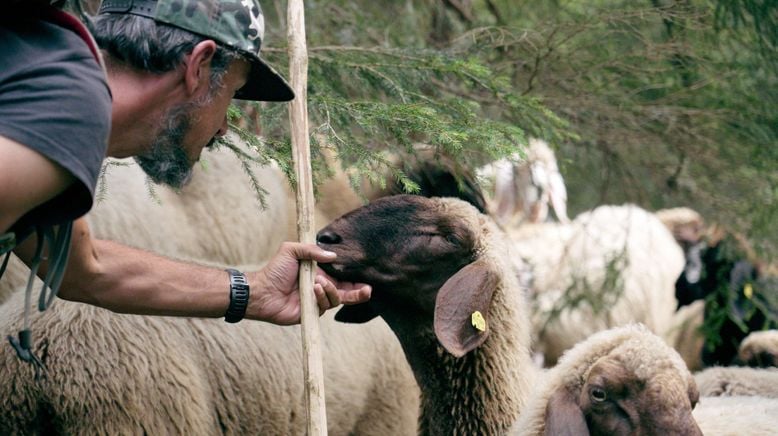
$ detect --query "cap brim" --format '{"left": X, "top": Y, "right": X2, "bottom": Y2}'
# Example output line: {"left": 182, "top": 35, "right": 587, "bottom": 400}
{"left": 234, "top": 55, "right": 295, "bottom": 102}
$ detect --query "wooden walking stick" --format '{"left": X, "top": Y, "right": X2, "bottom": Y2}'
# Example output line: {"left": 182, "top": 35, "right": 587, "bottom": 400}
{"left": 287, "top": 0, "right": 328, "bottom": 434}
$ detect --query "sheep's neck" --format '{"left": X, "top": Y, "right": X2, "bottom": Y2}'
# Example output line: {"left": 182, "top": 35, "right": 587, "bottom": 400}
{"left": 385, "top": 310, "right": 532, "bottom": 436}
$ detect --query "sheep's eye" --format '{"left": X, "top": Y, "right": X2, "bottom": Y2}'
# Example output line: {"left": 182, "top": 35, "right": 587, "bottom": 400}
{"left": 590, "top": 387, "right": 607, "bottom": 402}
{"left": 445, "top": 233, "right": 461, "bottom": 245}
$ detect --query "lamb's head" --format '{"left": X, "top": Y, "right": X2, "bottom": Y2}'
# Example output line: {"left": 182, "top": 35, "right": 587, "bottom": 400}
{"left": 317, "top": 194, "right": 502, "bottom": 357}
{"left": 541, "top": 325, "right": 702, "bottom": 436}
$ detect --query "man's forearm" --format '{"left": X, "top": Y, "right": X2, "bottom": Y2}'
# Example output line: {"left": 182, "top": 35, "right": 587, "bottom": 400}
{"left": 68, "top": 238, "right": 232, "bottom": 317}
{"left": 14, "top": 218, "right": 234, "bottom": 318}
{"left": 13, "top": 217, "right": 368, "bottom": 325}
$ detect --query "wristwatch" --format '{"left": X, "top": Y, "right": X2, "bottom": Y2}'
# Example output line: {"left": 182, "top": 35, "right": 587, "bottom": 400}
{"left": 224, "top": 268, "right": 250, "bottom": 323}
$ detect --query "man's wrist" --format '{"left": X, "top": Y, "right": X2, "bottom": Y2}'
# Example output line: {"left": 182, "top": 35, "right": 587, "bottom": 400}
{"left": 224, "top": 268, "right": 249, "bottom": 323}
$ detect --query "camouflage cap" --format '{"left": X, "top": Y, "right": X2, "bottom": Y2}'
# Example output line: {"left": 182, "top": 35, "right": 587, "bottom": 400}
{"left": 99, "top": 0, "right": 294, "bottom": 101}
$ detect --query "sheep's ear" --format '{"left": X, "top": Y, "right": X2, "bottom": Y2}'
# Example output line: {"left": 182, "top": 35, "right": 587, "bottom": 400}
{"left": 544, "top": 386, "right": 589, "bottom": 436}
{"left": 434, "top": 258, "right": 500, "bottom": 357}
{"left": 335, "top": 303, "right": 379, "bottom": 323}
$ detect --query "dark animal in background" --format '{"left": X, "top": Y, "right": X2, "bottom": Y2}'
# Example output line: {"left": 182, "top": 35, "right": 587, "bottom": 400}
{"left": 659, "top": 207, "right": 778, "bottom": 367}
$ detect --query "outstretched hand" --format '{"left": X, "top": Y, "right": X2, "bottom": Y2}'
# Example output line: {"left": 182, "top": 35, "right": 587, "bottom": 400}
{"left": 247, "top": 242, "right": 372, "bottom": 325}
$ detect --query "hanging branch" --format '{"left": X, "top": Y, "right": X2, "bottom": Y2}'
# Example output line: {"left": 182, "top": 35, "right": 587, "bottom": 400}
{"left": 287, "top": 0, "right": 328, "bottom": 434}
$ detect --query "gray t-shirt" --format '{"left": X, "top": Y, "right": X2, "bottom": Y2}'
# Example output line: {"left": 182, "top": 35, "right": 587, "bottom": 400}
{"left": 0, "top": 16, "right": 111, "bottom": 241}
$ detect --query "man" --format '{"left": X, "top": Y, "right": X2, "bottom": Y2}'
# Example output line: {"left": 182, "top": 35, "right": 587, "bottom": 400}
{"left": 0, "top": 0, "right": 370, "bottom": 330}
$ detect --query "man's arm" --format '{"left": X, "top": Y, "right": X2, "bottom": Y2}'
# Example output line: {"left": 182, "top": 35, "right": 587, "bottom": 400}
{"left": 0, "top": 135, "right": 75, "bottom": 233}
{"left": 13, "top": 217, "right": 371, "bottom": 325}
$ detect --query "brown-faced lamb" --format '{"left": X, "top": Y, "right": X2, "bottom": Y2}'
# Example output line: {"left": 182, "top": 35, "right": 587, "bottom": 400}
{"left": 317, "top": 195, "right": 704, "bottom": 435}
{"left": 0, "top": 145, "right": 420, "bottom": 435}
{"left": 512, "top": 324, "right": 702, "bottom": 435}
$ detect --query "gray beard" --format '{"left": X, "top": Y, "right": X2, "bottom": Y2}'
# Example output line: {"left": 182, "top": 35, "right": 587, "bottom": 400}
{"left": 134, "top": 103, "right": 195, "bottom": 189}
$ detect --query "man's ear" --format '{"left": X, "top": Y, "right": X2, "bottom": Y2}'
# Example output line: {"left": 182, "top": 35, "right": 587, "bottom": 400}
{"left": 183, "top": 40, "right": 218, "bottom": 97}
{"left": 433, "top": 258, "right": 500, "bottom": 357}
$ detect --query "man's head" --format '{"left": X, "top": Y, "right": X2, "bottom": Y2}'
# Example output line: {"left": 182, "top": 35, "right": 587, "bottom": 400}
{"left": 91, "top": 0, "right": 292, "bottom": 187}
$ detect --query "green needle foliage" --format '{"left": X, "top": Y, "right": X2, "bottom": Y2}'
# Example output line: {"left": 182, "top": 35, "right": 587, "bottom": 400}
{"left": 226, "top": 0, "right": 777, "bottom": 259}
{"left": 225, "top": 1, "right": 572, "bottom": 208}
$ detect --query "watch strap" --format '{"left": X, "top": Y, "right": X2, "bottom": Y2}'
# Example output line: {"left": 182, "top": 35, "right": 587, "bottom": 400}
{"left": 225, "top": 268, "right": 250, "bottom": 323}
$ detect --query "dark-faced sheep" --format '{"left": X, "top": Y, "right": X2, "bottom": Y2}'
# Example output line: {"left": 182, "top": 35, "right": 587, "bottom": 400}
{"left": 317, "top": 195, "right": 704, "bottom": 436}
{"left": 657, "top": 208, "right": 778, "bottom": 367}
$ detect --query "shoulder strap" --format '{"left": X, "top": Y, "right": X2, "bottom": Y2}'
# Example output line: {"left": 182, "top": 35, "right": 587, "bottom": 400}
{"left": 0, "top": 233, "right": 15, "bottom": 281}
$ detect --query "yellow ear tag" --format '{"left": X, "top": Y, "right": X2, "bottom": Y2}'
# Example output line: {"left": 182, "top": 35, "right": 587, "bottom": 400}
{"left": 744, "top": 283, "right": 754, "bottom": 299}
{"left": 471, "top": 311, "right": 486, "bottom": 332}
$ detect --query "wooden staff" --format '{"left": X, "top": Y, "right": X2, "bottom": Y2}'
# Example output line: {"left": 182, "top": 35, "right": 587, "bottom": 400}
{"left": 286, "top": 0, "right": 328, "bottom": 434}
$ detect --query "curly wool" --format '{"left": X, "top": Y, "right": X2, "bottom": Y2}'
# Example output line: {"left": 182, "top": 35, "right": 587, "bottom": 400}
{"left": 415, "top": 200, "right": 536, "bottom": 436}
{"left": 513, "top": 204, "right": 684, "bottom": 366}
{"left": 696, "top": 366, "right": 778, "bottom": 398}
{"left": 512, "top": 324, "right": 694, "bottom": 435}
{"left": 693, "top": 396, "right": 778, "bottom": 436}
{"left": 0, "top": 143, "right": 419, "bottom": 435}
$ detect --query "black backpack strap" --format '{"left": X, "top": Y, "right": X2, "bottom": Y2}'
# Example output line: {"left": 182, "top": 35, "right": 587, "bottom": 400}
{"left": 6, "top": 222, "right": 73, "bottom": 379}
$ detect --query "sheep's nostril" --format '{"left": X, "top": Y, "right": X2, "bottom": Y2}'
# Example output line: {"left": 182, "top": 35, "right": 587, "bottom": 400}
{"left": 317, "top": 230, "right": 342, "bottom": 245}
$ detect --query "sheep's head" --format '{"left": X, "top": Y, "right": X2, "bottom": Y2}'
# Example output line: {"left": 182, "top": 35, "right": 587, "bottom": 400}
{"left": 317, "top": 195, "right": 501, "bottom": 357}
{"left": 543, "top": 326, "right": 703, "bottom": 436}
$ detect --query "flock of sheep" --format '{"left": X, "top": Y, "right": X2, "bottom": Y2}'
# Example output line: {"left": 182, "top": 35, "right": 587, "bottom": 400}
{"left": 0, "top": 136, "right": 776, "bottom": 435}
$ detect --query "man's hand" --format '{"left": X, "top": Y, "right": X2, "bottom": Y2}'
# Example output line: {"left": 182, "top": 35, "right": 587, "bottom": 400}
{"left": 247, "top": 242, "right": 371, "bottom": 325}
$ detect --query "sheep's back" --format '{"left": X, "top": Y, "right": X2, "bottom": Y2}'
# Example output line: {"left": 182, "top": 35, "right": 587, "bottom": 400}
{"left": 528, "top": 204, "right": 684, "bottom": 365}
{"left": 693, "top": 396, "right": 778, "bottom": 435}
{"left": 0, "top": 291, "right": 418, "bottom": 435}
{"left": 89, "top": 146, "right": 290, "bottom": 265}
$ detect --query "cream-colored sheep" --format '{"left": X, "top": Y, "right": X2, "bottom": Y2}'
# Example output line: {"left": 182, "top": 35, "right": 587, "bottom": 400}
{"left": 88, "top": 143, "right": 291, "bottom": 264}
{"left": 664, "top": 300, "right": 706, "bottom": 371}
{"left": 317, "top": 195, "right": 702, "bottom": 435}
{"left": 478, "top": 138, "right": 570, "bottom": 226}
{"left": 738, "top": 329, "right": 778, "bottom": 367}
{"left": 0, "top": 288, "right": 419, "bottom": 435}
{"left": 518, "top": 204, "right": 684, "bottom": 366}
{"left": 513, "top": 324, "right": 701, "bottom": 435}
{"left": 695, "top": 366, "right": 778, "bottom": 398}
{"left": 0, "top": 144, "right": 419, "bottom": 434}
{"left": 655, "top": 207, "right": 705, "bottom": 247}
{"left": 692, "top": 396, "right": 778, "bottom": 436}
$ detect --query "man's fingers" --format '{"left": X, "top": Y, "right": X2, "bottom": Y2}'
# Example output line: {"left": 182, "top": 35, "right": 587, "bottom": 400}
{"left": 284, "top": 242, "right": 337, "bottom": 263}
{"left": 313, "top": 282, "right": 328, "bottom": 316}
{"left": 318, "top": 276, "right": 341, "bottom": 308}
{"left": 339, "top": 285, "right": 372, "bottom": 305}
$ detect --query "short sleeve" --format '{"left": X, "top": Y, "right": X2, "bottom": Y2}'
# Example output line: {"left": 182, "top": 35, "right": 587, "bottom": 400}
{"left": 0, "top": 19, "right": 111, "bottom": 236}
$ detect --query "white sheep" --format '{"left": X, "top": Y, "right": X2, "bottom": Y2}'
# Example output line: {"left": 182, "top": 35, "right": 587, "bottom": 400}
{"left": 664, "top": 299, "right": 706, "bottom": 371}
{"left": 692, "top": 396, "right": 778, "bottom": 436}
{"left": 695, "top": 366, "right": 778, "bottom": 398}
{"left": 0, "top": 288, "right": 419, "bottom": 435}
{"left": 317, "top": 195, "right": 702, "bottom": 435}
{"left": 478, "top": 138, "right": 570, "bottom": 226}
{"left": 0, "top": 145, "right": 420, "bottom": 434}
{"left": 514, "top": 204, "right": 685, "bottom": 366}
{"left": 738, "top": 330, "right": 778, "bottom": 367}
{"left": 87, "top": 142, "right": 291, "bottom": 265}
